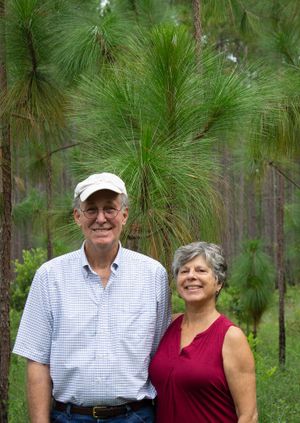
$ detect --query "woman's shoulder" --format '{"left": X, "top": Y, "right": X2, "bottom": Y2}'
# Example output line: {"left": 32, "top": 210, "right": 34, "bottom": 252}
{"left": 223, "top": 326, "right": 255, "bottom": 372}
{"left": 223, "top": 325, "right": 252, "bottom": 359}
{"left": 171, "top": 312, "right": 183, "bottom": 322}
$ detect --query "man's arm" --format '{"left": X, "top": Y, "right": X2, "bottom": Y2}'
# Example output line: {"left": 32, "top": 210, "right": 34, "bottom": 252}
{"left": 27, "top": 360, "right": 52, "bottom": 423}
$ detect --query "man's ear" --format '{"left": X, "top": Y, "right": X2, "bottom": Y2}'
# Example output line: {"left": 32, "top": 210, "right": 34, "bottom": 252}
{"left": 122, "top": 207, "right": 129, "bottom": 225}
{"left": 73, "top": 208, "right": 81, "bottom": 225}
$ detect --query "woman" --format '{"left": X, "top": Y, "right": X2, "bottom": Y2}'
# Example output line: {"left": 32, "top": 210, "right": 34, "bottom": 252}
{"left": 149, "top": 242, "right": 258, "bottom": 423}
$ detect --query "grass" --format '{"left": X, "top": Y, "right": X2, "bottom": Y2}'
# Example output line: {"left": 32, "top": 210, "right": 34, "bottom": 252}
{"left": 9, "top": 287, "right": 300, "bottom": 422}
{"left": 255, "top": 287, "right": 300, "bottom": 422}
{"left": 9, "top": 310, "right": 28, "bottom": 423}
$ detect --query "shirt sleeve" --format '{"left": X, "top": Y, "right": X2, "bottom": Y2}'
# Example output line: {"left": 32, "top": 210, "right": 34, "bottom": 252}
{"left": 13, "top": 266, "right": 53, "bottom": 364}
{"left": 151, "top": 265, "right": 171, "bottom": 357}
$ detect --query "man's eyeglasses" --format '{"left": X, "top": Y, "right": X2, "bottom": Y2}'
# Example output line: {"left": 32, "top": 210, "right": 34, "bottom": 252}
{"left": 80, "top": 207, "right": 122, "bottom": 219}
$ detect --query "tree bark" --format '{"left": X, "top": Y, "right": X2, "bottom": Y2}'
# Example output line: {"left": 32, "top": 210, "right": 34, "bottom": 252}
{"left": 262, "top": 167, "right": 276, "bottom": 267}
{"left": 0, "top": 1, "right": 12, "bottom": 421}
{"left": 246, "top": 180, "right": 257, "bottom": 239}
{"left": 192, "top": 0, "right": 202, "bottom": 69}
{"left": 45, "top": 147, "right": 53, "bottom": 260}
{"left": 276, "top": 171, "right": 285, "bottom": 367}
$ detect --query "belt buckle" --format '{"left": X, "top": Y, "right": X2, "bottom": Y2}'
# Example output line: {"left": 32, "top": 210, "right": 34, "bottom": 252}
{"left": 93, "top": 405, "right": 107, "bottom": 418}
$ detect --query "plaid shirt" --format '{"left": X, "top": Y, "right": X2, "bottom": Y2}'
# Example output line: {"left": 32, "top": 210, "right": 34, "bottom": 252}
{"left": 13, "top": 243, "right": 171, "bottom": 406}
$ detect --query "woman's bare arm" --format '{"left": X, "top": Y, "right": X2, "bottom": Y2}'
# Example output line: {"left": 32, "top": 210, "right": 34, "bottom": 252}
{"left": 223, "top": 326, "right": 258, "bottom": 423}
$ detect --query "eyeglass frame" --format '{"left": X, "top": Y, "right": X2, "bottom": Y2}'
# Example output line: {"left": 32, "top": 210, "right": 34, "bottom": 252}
{"left": 80, "top": 206, "right": 123, "bottom": 220}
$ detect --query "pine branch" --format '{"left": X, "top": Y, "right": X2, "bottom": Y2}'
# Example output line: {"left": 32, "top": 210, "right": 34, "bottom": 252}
{"left": 269, "top": 161, "right": 300, "bottom": 190}
{"left": 38, "top": 143, "right": 79, "bottom": 160}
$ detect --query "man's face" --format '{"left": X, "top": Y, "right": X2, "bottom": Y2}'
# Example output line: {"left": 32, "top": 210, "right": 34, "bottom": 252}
{"left": 74, "top": 190, "right": 128, "bottom": 252}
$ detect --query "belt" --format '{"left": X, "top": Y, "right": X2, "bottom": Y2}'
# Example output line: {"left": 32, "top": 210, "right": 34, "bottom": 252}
{"left": 54, "top": 399, "right": 153, "bottom": 419}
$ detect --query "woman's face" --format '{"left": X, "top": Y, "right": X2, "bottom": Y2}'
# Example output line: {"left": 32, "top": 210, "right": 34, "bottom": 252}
{"left": 176, "top": 255, "right": 221, "bottom": 305}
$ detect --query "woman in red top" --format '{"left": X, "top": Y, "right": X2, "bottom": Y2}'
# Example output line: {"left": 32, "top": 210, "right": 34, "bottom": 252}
{"left": 149, "top": 242, "right": 257, "bottom": 423}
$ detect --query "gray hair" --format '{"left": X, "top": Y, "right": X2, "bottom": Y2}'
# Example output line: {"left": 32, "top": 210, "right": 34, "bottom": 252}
{"left": 172, "top": 241, "right": 227, "bottom": 285}
{"left": 73, "top": 193, "right": 129, "bottom": 210}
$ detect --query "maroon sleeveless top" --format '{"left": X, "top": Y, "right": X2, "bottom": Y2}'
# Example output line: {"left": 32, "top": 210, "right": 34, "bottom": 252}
{"left": 149, "top": 314, "right": 238, "bottom": 423}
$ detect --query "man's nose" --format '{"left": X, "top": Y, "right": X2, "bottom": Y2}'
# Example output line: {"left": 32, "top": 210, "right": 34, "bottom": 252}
{"left": 95, "top": 209, "right": 107, "bottom": 222}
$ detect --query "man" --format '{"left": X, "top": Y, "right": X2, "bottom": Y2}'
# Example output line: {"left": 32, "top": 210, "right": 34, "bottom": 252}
{"left": 13, "top": 172, "right": 171, "bottom": 423}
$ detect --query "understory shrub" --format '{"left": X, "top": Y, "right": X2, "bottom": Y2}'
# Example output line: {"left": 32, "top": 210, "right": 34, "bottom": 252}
{"left": 11, "top": 248, "right": 46, "bottom": 311}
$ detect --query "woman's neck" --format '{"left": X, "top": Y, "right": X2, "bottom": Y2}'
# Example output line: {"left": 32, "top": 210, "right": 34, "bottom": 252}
{"left": 183, "top": 304, "right": 220, "bottom": 327}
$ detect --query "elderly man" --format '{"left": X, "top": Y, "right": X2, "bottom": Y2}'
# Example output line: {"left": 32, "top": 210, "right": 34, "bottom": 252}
{"left": 13, "top": 172, "right": 171, "bottom": 423}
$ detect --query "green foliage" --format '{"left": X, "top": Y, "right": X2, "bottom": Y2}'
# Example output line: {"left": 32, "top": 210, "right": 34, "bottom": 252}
{"left": 52, "top": 193, "right": 84, "bottom": 251}
{"left": 9, "top": 309, "right": 29, "bottom": 423}
{"left": 50, "top": 0, "right": 172, "bottom": 85}
{"left": 217, "top": 285, "right": 247, "bottom": 324}
{"left": 12, "top": 188, "right": 45, "bottom": 226}
{"left": 229, "top": 239, "right": 275, "bottom": 333}
{"left": 4, "top": 1, "right": 300, "bottom": 421}
{"left": 3, "top": 0, "right": 67, "bottom": 137}
{"left": 69, "top": 23, "right": 268, "bottom": 265}
{"left": 70, "top": 25, "right": 223, "bottom": 264}
{"left": 234, "top": 3, "right": 300, "bottom": 177}
{"left": 113, "top": 0, "right": 170, "bottom": 28}
{"left": 285, "top": 192, "right": 300, "bottom": 284}
{"left": 256, "top": 0, "right": 300, "bottom": 67}
{"left": 255, "top": 287, "right": 300, "bottom": 421}
{"left": 51, "top": 2, "right": 126, "bottom": 83}
{"left": 171, "top": 290, "right": 185, "bottom": 314}
{"left": 11, "top": 248, "right": 46, "bottom": 311}
{"left": 12, "top": 188, "right": 79, "bottom": 252}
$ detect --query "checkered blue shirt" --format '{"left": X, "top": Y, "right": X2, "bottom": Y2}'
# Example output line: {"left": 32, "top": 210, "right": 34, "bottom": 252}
{"left": 13, "top": 243, "right": 171, "bottom": 406}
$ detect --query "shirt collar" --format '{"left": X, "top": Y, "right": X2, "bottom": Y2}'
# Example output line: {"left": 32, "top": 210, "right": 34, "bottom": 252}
{"left": 80, "top": 241, "right": 122, "bottom": 275}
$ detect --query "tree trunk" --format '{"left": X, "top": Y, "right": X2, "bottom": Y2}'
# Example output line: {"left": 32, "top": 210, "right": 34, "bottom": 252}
{"left": 246, "top": 180, "right": 257, "bottom": 239}
{"left": 262, "top": 166, "right": 276, "bottom": 267}
{"left": 220, "top": 145, "right": 235, "bottom": 263}
{"left": 0, "top": 1, "right": 12, "bottom": 421}
{"left": 192, "top": 0, "right": 202, "bottom": 69}
{"left": 276, "top": 171, "right": 285, "bottom": 367}
{"left": 45, "top": 147, "right": 53, "bottom": 260}
{"left": 237, "top": 164, "right": 245, "bottom": 250}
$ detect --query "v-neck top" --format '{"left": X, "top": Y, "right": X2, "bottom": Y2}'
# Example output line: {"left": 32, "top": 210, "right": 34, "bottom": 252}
{"left": 149, "top": 314, "right": 238, "bottom": 423}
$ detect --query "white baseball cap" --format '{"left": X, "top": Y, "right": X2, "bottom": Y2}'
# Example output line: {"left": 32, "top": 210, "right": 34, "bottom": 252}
{"left": 74, "top": 172, "right": 127, "bottom": 202}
